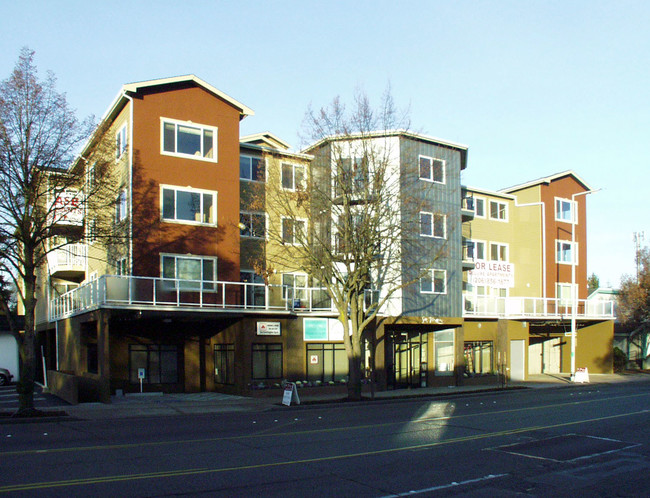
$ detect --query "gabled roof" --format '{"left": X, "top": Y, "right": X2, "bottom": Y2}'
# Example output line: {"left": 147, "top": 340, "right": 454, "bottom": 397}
{"left": 75, "top": 75, "right": 254, "bottom": 167}
{"left": 500, "top": 170, "right": 592, "bottom": 194}
{"left": 240, "top": 132, "right": 291, "bottom": 150}
{"left": 463, "top": 186, "right": 516, "bottom": 201}
{"left": 302, "top": 130, "right": 469, "bottom": 170}
{"left": 99, "top": 75, "right": 254, "bottom": 125}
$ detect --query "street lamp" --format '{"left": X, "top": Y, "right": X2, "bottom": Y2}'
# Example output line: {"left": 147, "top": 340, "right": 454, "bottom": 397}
{"left": 570, "top": 188, "right": 600, "bottom": 380}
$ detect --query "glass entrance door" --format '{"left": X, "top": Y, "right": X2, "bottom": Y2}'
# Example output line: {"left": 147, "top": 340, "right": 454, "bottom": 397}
{"left": 392, "top": 334, "right": 427, "bottom": 388}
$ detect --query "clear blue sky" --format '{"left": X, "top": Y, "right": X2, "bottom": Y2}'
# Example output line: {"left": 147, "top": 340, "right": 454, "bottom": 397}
{"left": 2, "top": 0, "right": 648, "bottom": 287}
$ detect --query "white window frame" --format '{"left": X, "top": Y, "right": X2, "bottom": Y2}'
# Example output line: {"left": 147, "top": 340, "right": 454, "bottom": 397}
{"left": 489, "top": 200, "right": 508, "bottom": 221}
{"left": 490, "top": 242, "right": 508, "bottom": 262}
{"left": 116, "top": 257, "right": 128, "bottom": 276}
{"left": 160, "top": 185, "right": 217, "bottom": 226}
{"left": 160, "top": 253, "right": 218, "bottom": 290}
{"left": 281, "top": 162, "right": 305, "bottom": 191}
{"left": 418, "top": 155, "right": 445, "bottom": 184}
{"left": 420, "top": 269, "right": 447, "bottom": 294}
{"left": 419, "top": 211, "right": 446, "bottom": 239}
{"left": 555, "top": 197, "right": 577, "bottom": 224}
{"left": 466, "top": 239, "right": 486, "bottom": 261}
{"left": 556, "top": 240, "right": 578, "bottom": 265}
{"left": 161, "top": 117, "right": 218, "bottom": 163}
{"left": 556, "top": 282, "right": 577, "bottom": 306}
{"left": 240, "top": 211, "right": 266, "bottom": 238}
{"left": 474, "top": 197, "right": 486, "bottom": 218}
{"left": 86, "top": 217, "right": 98, "bottom": 245}
{"left": 240, "top": 155, "right": 266, "bottom": 182}
{"left": 281, "top": 217, "right": 307, "bottom": 245}
{"left": 116, "top": 189, "right": 128, "bottom": 223}
{"left": 116, "top": 123, "right": 127, "bottom": 160}
{"left": 281, "top": 272, "right": 308, "bottom": 301}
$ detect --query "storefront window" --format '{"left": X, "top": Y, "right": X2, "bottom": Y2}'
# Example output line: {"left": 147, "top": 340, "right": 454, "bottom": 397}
{"left": 307, "top": 343, "right": 348, "bottom": 383}
{"left": 252, "top": 343, "right": 283, "bottom": 379}
{"left": 464, "top": 341, "right": 493, "bottom": 375}
{"left": 434, "top": 329, "right": 454, "bottom": 375}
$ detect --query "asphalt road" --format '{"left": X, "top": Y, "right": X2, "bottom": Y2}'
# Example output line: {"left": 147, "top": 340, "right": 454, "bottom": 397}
{"left": 0, "top": 381, "right": 649, "bottom": 497}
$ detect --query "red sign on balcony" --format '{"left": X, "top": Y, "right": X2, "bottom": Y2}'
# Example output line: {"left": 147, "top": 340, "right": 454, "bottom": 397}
{"left": 50, "top": 191, "right": 84, "bottom": 226}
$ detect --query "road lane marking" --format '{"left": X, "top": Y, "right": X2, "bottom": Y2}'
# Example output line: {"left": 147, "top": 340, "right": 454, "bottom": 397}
{"left": 1, "top": 391, "right": 648, "bottom": 457}
{"left": 379, "top": 473, "right": 508, "bottom": 497}
{"left": 0, "top": 408, "right": 647, "bottom": 493}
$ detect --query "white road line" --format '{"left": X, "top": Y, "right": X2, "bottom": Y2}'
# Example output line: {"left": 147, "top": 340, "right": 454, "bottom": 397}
{"left": 379, "top": 473, "right": 508, "bottom": 497}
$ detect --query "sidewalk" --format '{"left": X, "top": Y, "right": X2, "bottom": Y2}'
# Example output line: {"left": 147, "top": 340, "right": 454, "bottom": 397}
{"left": 3, "top": 372, "right": 649, "bottom": 422}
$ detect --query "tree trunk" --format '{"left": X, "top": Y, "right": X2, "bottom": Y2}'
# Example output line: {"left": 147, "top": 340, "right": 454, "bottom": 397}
{"left": 347, "top": 354, "right": 363, "bottom": 401}
{"left": 16, "top": 272, "right": 37, "bottom": 416}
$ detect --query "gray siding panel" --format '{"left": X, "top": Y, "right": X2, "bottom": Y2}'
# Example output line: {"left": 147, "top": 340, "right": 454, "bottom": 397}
{"left": 399, "top": 137, "right": 463, "bottom": 317}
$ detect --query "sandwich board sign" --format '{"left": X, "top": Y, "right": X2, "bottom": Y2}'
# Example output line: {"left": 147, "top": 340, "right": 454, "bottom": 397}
{"left": 282, "top": 382, "right": 300, "bottom": 406}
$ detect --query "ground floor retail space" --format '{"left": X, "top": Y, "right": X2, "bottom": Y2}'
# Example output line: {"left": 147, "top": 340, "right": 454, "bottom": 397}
{"left": 39, "top": 311, "right": 614, "bottom": 402}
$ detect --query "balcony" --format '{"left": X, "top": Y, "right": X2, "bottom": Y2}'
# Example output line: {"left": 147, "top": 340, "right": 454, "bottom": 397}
{"left": 49, "top": 274, "right": 336, "bottom": 321}
{"left": 47, "top": 244, "right": 87, "bottom": 280}
{"left": 461, "top": 239, "right": 476, "bottom": 270}
{"left": 461, "top": 195, "right": 475, "bottom": 221}
{"left": 463, "top": 295, "right": 615, "bottom": 320}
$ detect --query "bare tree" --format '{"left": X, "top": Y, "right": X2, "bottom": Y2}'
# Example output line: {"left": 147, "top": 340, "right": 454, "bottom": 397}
{"left": 257, "top": 90, "right": 448, "bottom": 400}
{"left": 0, "top": 48, "right": 117, "bottom": 415}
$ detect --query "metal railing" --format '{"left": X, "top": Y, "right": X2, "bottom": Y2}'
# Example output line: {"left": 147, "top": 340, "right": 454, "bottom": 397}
{"left": 49, "top": 274, "right": 335, "bottom": 321}
{"left": 46, "top": 243, "right": 87, "bottom": 273}
{"left": 463, "top": 295, "right": 615, "bottom": 319}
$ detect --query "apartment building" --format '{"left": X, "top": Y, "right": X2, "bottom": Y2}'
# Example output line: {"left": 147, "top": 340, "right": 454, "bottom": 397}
{"left": 462, "top": 172, "right": 612, "bottom": 380}
{"left": 35, "top": 76, "right": 614, "bottom": 402}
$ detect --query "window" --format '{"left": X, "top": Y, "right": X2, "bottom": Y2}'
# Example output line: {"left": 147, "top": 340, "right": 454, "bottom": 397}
{"left": 129, "top": 345, "right": 178, "bottom": 384}
{"left": 473, "top": 240, "right": 486, "bottom": 260}
{"left": 116, "top": 257, "right": 128, "bottom": 276}
{"left": 421, "top": 269, "right": 446, "bottom": 294}
{"left": 489, "top": 200, "right": 507, "bottom": 221}
{"left": 282, "top": 273, "right": 308, "bottom": 301}
{"left": 555, "top": 198, "right": 576, "bottom": 223}
{"left": 252, "top": 343, "right": 282, "bottom": 380}
{"left": 240, "top": 155, "right": 264, "bottom": 181}
{"left": 339, "top": 156, "right": 369, "bottom": 193}
{"left": 474, "top": 197, "right": 485, "bottom": 217}
{"left": 240, "top": 212, "right": 266, "bottom": 238}
{"left": 86, "top": 218, "right": 98, "bottom": 244}
{"left": 281, "top": 218, "right": 306, "bottom": 245}
{"left": 490, "top": 243, "right": 508, "bottom": 261}
{"left": 162, "top": 118, "right": 216, "bottom": 161}
{"left": 464, "top": 341, "right": 493, "bottom": 375}
{"left": 116, "top": 124, "right": 127, "bottom": 159}
{"left": 434, "top": 329, "right": 454, "bottom": 375}
{"left": 307, "top": 343, "right": 348, "bottom": 383}
{"left": 161, "top": 254, "right": 217, "bottom": 290}
{"left": 465, "top": 240, "right": 485, "bottom": 261}
{"left": 214, "top": 344, "right": 235, "bottom": 385}
{"left": 419, "top": 155, "right": 445, "bottom": 183}
{"left": 116, "top": 189, "right": 127, "bottom": 223}
{"left": 556, "top": 240, "right": 577, "bottom": 264}
{"left": 162, "top": 186, "right": 216, "bottom": 225}
{"left": 241, "top": 271, "right": 266, "bottom": 307}
{"left": 557, "top": 283, "right": 576, "bottom": 306}
{"left": 281, "top": 163, "right": 305, "bottom": 190}
{"left": 420, "top": 212, "right": 446, "bottom": 238}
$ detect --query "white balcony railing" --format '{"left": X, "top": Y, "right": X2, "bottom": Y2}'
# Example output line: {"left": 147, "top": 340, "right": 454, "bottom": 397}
{"left": 463, "top": 295, "right": 615, "bottom": 319}
{"left": 48, "top": 274, "right": 616, "bottom": 322}
{"left": 49, "top": 274, "right": 335, "bottom": 321}
{"left": 46, "top": 244, "right": 87, "bottom": 275}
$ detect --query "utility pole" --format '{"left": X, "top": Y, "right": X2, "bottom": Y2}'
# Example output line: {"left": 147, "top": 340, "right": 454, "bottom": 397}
{"left": 634, "top": 231, "right": 645, "bottom": 283}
